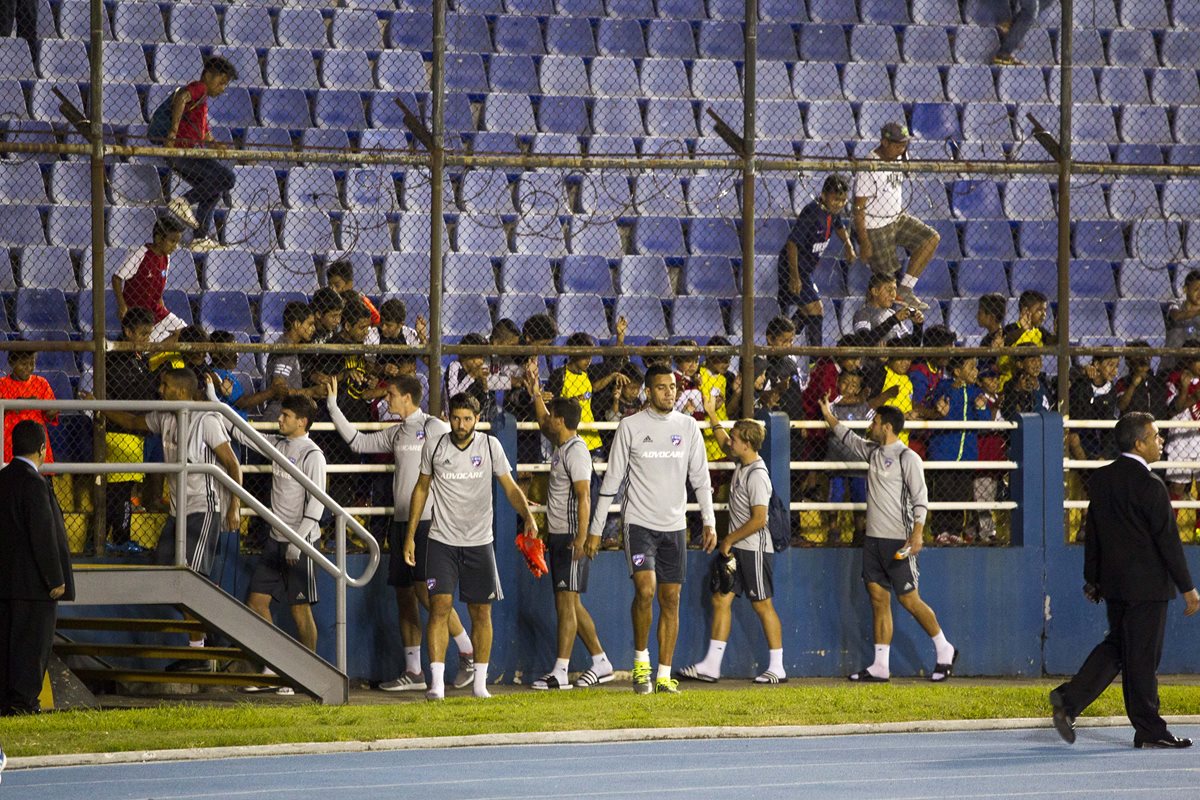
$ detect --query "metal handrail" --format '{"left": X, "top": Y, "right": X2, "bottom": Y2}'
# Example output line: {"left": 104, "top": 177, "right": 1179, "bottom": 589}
{"left": 0, "top": 398, "right": 380, "bottom": 673}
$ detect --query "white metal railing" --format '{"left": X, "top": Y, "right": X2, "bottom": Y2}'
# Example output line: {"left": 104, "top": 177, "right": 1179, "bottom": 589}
{"left": 0, "top": 399, "right": 381, "bottom": 673}
{"left": 1063, "top": 418, "right": 1200, "bottom": 510}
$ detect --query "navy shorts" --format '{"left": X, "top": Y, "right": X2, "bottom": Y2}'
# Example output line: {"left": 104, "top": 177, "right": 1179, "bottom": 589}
{"left": 388, "top": 519, "right": 430, "bottom": 588}
{"left": 862, "top": 536, "right": 919, "bottom": 596}
{"left": 729, "top": 547, "right": 774, "bottom": 601}
{"left": 249, "top": 539, "right": 318, "bottom": 606}
{"left": 625, "top": 523, "right": 686, "bottom": 584}
{"left": 548, "top": 533, "right": 589, "bottom": 593}
{"left": 424, "top": 538, "right": 502, "bottom": 604}
{"left": 154, "top": 512, "right": 220, "bottom": 577}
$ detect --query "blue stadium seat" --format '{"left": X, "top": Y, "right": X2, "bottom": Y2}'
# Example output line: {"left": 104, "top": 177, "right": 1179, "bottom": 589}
{"left": 962, "top": 219, "right": 1014, "bottom": 259}
{"left": 280, "top": 210, "right": 336, "bottom": 253}
{"left": 1107, "top": 29, "right": 1158, "bottom": 68}
{"left": 569, "top": 218, "right": 624, "bottom": 257}
{"left": 590, "top": 57, "right": 639, "bottom": 98}
{"left": 443, "top": 252, "right": 497, "bottom": 295}
{"left": 150, "top": 43, "right": 201, "bottom": 85}
{"left": 223, "top": 209, "right": 278, "bottom": 253}
{"left": 1053, "top": 29, "right": 1105, "bottom": 66}
{"left": 730, "top": 297, "right": 783, "bottom": 344}
{"left": 538, "top": 95, "right": 590, "bottom": 135}
{"left": 259, "top": 291, "right": 309, "bottom": 338}
{"left": 495, "top": 292, "right": 547, "bottom": 326}
{"left": 314, "top": 91, "right": 369, "bottom": 130}
{"left": 798, "top": 24, "right": 848, "bottom": 62}
{"left": 259, "top": 89, "right": 314, "bottom": 129}
{"left": 47, "top": 162, "right": 89, "bottom": 207}
{"left": 1120, "top": 106, "right": 1170, "bottom": 145}
{"left": 286, "top": 167, "right": 341, "bottom": 211}
{"left": 758, "top": 0, "right": 808, "bottom": 21}
{"left": 557, "top": 0, "right": 604, "bottom": 15}
{"left": 646, "top": 19, "right": 697, "bottom": 58}
{"left": 456, "top": 215, "right": 510, "bottom": 255}
{"left": 1071, "top": 104, "right": 1118, "bottom": 142}
{"left": 263, "top": 251, "right": 318, "bottom": 292}
{"left": 804, "top": 100, "right": 855, "bottom": 140}
{"left": 162, "top": 251, "right": 200, "bottom": 294}
{"left": 951, "top": 179, "right": 1004, "bottom": 220}
{"left": 1168, "top": 146, "right": 1200, "bottom": 165}
{"left": 1098, "top": 67, "right": 1149, "bottom": 106}
{"left": 596, "top": 18, "right": 646, "bottom": 58}
{"left": 445, "top": 14, "right": 492, "bottom": 53}
{"left": 1161, "top": 31, "right": 1200, "bottom": 70}
{"left": 952, "top": 26, "right": 999, "bottom": 65}
{"left": 211, "top": 46, "right": 263, "bottom": 89}
{"left": 545, "top": 17, "right": 596, "bottom": 56}
{"left": 518, "top": 173, "right": 566, "bottom": 215}
{"left": 457, "top": 0, "right": 504, "bottom": 11}
{"left": 338, "top": 210, "right": 393, "bottom": 255}
{"left": 961, "top": 104, "right": 1014, "bottom": 142}
{"left": 461, "top": 169, "right": 513, "bottom": 214}
{"left": 910, "top": 102, "right": 962, "bottom": 141}
{"left": 1129, "top": 220, "right": 1182, "bottom": 262}
{"left": 658, "top": 0, "right": 705, "bottom": 18}
{"left": 997, "top": 65, "right": 1048, "bottom": 104}
{"left": 555, "top": 293, "right": 611, "bottom": 341}
{"left": 850, "top": 25, "right": 899, "bottom": 62}
{"left": 860, "top": 0, "right": 909, "bottom": 23}
{"left": 613, "top": 295, "right": 669, "bottom": 338}
{"left": 956, "top": 258, "right": 1009, "bottom": 297}
{"left": 698, "top": 21, "right": 743, "bottom": 59}
{"left": 915, "top": 258, "right": 953, "bottom": 297}
{"left": 74, "top": 289, "right": 122, "bottom": 337}
{"left": 203, "top": 249, "right": 259, "bottom": 292}
{"left": 513, "top": 215, "right": 567, "bottom": 257}
{"left": 1163, "top": 178, "right": 1200, "bottom": 221}
{"left": 671, "top": 296, "right": 726, "bottom": 339}
{"left": 332, "top": 9, "right": 385, "bottom": 50}
{"left": 169, "top": 4, "right": 220, "bottom": 45}
{"left": 114, "top": 2, "right": 167, "bottom": 42}
{"left": 276, "top": 8, "right": 328, "bottom": 48}
{"left": 1114, "top": 144, "right": 1164, "bottom": 165}
{"left": 1118, "top": 260, "right": 1173, "bottom": 299}
{"left": 1175, "top": 106, "right": 1200, "bottom": 146}
{"left": 345, "top": 167, "right": 399, "bottom": 212}
{"left": 758, "top": 23, "right": 800, "bottom": 61}
{"left": 901, "top": 26, "right": 952, "bottom": 64}
{"left": 16, "top": 288, "right": 71, "bottom": 333}
{"left": 1073, "top": 220, "right": 1127, "bottom": 260}
{"left": 1070, "top": 298, "right": 1113, "bottom": 338}
{"left": 223, "top": 6, "right": 276, "bottom": 48}
{"left": 692, "top": 59, "right": 740, "bottom": 99}
{"left": 1009, "top": 258, "right": 1057, "bottom": 300}
{"left": 108, "top": 206, "right": 158, "bottom": 249}
{"left": 645, "top": 98, "right": 698, "bottom": 137}
{"left": 110, "top": 163, "right": 163, "bottom": 205}
{"left": 757, "top": 176, "right": 793, "bottom": 217}
{"left": 382, "top": 252, "right": 429, "bottom": 294}
{"left": 500, "top": 254, "right": 554, "bottom": 297}
{"left": 200, "top": 291, "right": 256, "bottom": 337}
{"left": 18, "top": 247, "right": 75, "bottom": 290}
{"left": 101, "top": 84, "right": 145, "bottom": 127}
{"left": 506, "top": 0, "right": 554, "bottom": 14}
{"left": 387, "top": 12, "right": 432, "bottom": 50}
{"left": 578, "top": 171, "right": 632, "bottom": 214}
{"left": 1151, "top": 69, "right": 1200, "bottom": 107}
{"left": 484, "top": 93, "right": 537, "bottom": 134}
{"left": 688, "top": 217, "right": 740, "bottom": 257}
{"left": 401, "top": 168, "right": 455, "bottom": 212}
{"left": 321, "top": 50, "right": 375, "bottom": 91}
{"left": 641, "top": 58, "right": 690, "bottom": 99}
{"left": 856, "top": 101, "right": 905, "bottom": 141}
{"left": 486, "top": 17, "right": 540, "bottom": 57}
{"left": 37, "top": 39, "right": 86, "bottom": 81}
{"left": 442, "top": 53, "right": 488, "bottom": 94}
{"left": 58, "top": 0, "right": 111, "bottom": 39}
{"left": 1109, "top": 177, "right": 1162, "bottom": 221}
{"left": 687, "top": 173, "right": 739, "bottom": 217}
{"left": 1112, "top": 299, "right": 1165, "bottom": 344}
{"left": 0, "top": 162, "right": 46, "bottom": 205}
{"left": 960, "top": 0, "right": 1005, "bottom": 24}
{"left": 243, "top": 126, "right": 293, "bottom": 152}
{"left": 752, "top": 218, "right": 790, "bottom": 254}
{"left": 587, "top": 97, "right": 642, "bottom": 136}
{"left": 206, "top": 87, "right": 255, "bottom": 129}
{"left": 682, "top": 256, "right": 736, "bottom": 297}
{"left": 1017, "top": 220, "right": 1058, "bottom": 258}
{"left": 892, "top": 64, "right": 944, "bottom": 103}
{"left": 839, "top": 63, "right": 890, "bottom": 101}
{"left": 752, "top": 61, "right": 792, "bottom": 100}
{"left": 375, "top": 51, "right": 428, "bottom": 93}
{"left": 808, "top": 0, "right": 858, "bottom": 23}
{"left": 1069, "top": 259, "right": 1117, "bottom": 300}
{"left": 45, "top": 206, "right": 89, "bottom": 249}
{"left": 946, "top": 65, "right": 997, "bottom": 103}
{"left": 617, "top": 254, "right": 671, "bottom": 296}
{"left": 0, "top": 78, "right": 26, "bottom": 119}
{"left": 560, "top": 255, "right": 614, "bottom": 296}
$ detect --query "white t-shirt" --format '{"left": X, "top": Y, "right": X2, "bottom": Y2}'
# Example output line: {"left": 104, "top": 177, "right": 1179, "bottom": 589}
{"left": 853, "top": 152, "right": 905, "bottom": 229}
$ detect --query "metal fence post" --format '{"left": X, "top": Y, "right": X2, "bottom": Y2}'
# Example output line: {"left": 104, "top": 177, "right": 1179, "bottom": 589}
{"left": 1055, "top": 0, "right": 1074, "bottom": 411}
{"left": 175, "top": 408, "right": 188, "bottom": 566}
{"left": 739, "top": 0, "right": 759, "bottom": 419}
{"left": 90, "top": 0, "right": 108, "bottom": 555}
{"left": 427, "top": 0, "right": 448, "bottom": 415}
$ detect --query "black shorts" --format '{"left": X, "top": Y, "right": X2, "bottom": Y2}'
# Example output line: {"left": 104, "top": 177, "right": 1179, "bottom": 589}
{"left": 249, "top": 539, "right": 318, "bottom": 606}
{"left": 625, "top": 523, "right": 686, "bottom": 584}
{"left": 548, "top": 533, "right": 589, "bottom": 593}
{"left": 729, "top": 547, "right": 774, "bottom": 601}
{"left": 862, "top": 536, "right": 919, "bottom": 596}
{"left": 154, "top": 512, "right": 220, "bottom": 577}
{"left": 388, "top": 519, "right": 430, "bottom": 588}
{"left": 424, "top": 537, "right": 503, "bottom": 604}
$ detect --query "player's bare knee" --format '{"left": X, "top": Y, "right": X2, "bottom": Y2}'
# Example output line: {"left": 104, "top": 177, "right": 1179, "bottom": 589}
{"left": 657, "top": 584, "right": 681, "bottom": 613}
{"left": 711, "top": 591, "right": 735, "bottom": 609}
{"left": 467, "top": 603, "right": 491, "bottom": 625}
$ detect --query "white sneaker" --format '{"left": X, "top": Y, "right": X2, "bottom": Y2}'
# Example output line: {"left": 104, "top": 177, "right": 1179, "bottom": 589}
{"left": 276, "top": 686, "right": 295, "bottom": 696}
{"left": 168, "top": 196, "right": 199, "bottom": 229}
{"left": 380, "top": 671, "right": 428, "bottom": 692}
{"left": 896, "top": 284, "right": 929, "bottom": 311}
{"left": 189, "top": 236, "right": 223, "bottom": 252}
{"left": 453, "top": 656, "right": 475, "bottom": 689}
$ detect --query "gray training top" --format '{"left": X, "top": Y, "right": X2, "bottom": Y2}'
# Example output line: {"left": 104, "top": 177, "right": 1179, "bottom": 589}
{"left": 327, "top": 396, "right": 450, "bottom": 522}
{"left": 145, "top": 410, "right": 230, "bottom": 519}
{"left": 832, "top": 422, "right": 928, "bottom": 541}
{"left": 420, "top": 431, "right": 511, "bottom": 547}
{"left": 589, "top": 407, "right": 716, "bottom": 536}
{"left": 547, "top": 434, "right": 592, "bottom": 536}
{"left": 729, "top": 457, "right": 773, "bottom": 554}
{"left": 230, "top": 427, "right": 328, "bottom": 544}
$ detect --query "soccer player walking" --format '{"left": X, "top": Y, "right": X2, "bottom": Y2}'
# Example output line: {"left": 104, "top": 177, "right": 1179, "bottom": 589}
{"left": 406, "top": 393, "right": 538, "bottom": 700}
{"left": 817, "top": 394, "right": 958, "bottom": 682}
{"left": 526, "top": 363, "right": 614, "bottom": 689}
{"left": 326, "top": 376, "right": 475, "bottom": 693}
{"left": 589, "top": 364, "right": 716, "bottom": 694}
{"left": 679, "top": 398, "right": 785, "bottom": 684}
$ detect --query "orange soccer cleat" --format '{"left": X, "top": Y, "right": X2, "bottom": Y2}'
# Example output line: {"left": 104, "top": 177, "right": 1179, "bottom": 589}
{"left": 515, "top": 533, "right": 548, "bottom": 578}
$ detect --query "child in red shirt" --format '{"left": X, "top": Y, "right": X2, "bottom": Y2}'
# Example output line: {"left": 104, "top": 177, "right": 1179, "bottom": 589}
{"left": 0, "top": 350, "right": 57, "bottom": 463}
{"left": 148, "top": 55, "right": 239, "bottom": 253}
{"left": 112, "top": 215, "right": 187, "bottom": 343}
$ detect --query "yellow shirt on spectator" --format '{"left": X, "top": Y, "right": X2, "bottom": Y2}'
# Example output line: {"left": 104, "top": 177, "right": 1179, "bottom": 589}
{"left": 698, "top": 366, "right": 728, "bottom": 461}
{"left": 553, "top": 368, "right": 602, "bottom": 451}
{"left": 998, "top": 326, "right": 1043, "bottom": 390}
{"left": 882, "top": 366, "right": 913, "bottom": 445}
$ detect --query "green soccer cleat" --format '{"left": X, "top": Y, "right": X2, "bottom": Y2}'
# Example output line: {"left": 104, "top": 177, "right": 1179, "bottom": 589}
{"left": 655, "top": 676, "right": 680, "bottom": 694}
{"left": 631, "top": 661, "right": 652, "bottom": 695}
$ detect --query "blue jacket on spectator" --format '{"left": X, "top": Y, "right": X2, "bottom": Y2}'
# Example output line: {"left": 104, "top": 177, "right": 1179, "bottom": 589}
{"left": 927, "top": 380, "right": 992, "bottom": 462}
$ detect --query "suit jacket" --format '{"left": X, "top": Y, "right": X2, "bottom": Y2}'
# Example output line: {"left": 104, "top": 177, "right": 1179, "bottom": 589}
{"left": 0, "top": 459, "right": 74, "bottom": 602}
{"left": 1084, "top": 454, "right": 1194, "bottom": 603}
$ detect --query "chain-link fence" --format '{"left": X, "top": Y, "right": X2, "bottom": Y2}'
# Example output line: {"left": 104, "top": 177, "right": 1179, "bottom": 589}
{"left": 0, "top": 0, "right": 1196, "bottom": 552}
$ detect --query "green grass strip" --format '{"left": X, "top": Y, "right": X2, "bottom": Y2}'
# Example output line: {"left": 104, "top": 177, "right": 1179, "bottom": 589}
{"left": 5, "top": 683, "right": 1200, "bottom": 758}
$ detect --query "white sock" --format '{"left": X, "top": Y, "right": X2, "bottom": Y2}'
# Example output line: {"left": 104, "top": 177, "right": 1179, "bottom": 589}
{"left": 404, "top": 646, "right": 421, "bottom": 675}
{"left": 553, "top": 657, "right": 569, "bottom": 679}
{"left": 900, "top": 273, "right": 917, "bottom": 288}
{"left": 453, "top": 631, "right": 473, "bottom": 656}
{"left": 699, "top": 639, "right": 727, "bottom": 676}
{"left": 189, "top": 637, "right": 205, "bottom": 648}
{"left": 657, "top": 664, "right": 672, "bottom": 680}
{"left": 869, "top": 644, "right": 890, "bottom": 678}
{"left": 932, "top": 630, "right": 954, "bottom": 664}
{"left": 634, "top": 649, "right": 649, "bottom": 664}
{"left": 768, "top": 648, "right": 785, "bottom": 678}
{"left": 473, "top": 661, "right": 490, "bottom": 698}
{"left": 591, "top": 652, "right": 612, "bottom": 674}
{"left": 429, "top": 662, "right": 445, "bottom": 696}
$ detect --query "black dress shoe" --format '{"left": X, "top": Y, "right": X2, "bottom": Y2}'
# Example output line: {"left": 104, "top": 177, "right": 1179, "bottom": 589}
{"left": 1048, "top": 689, "right": 1076, "bottom": 744}
{"left": 1134, "top": 734, "right": 1192, "bottom": 749}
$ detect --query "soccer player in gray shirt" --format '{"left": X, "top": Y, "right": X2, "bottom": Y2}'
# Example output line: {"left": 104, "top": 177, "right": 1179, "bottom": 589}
{"left": 326, "top": 375, "right": 475, "bottom": 694}
{"left": 818, "top": 394, "right": 958, "bottom": 683}
{"left": 589, "top": 364, "right": 717, "bottom": 694}
{"left": 526, "top": 361, "right": 613, "bottom": 690}
{"left": 406, "top": 392, "right": 538, "bottom": 700}
{"left": 679, "top": 395, "right": 786, "bottom": 685}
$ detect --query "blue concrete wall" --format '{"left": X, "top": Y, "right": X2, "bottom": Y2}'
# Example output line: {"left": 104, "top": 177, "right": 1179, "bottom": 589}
{"left": 60, "top": 411, "right": 1200, "bottom": 682}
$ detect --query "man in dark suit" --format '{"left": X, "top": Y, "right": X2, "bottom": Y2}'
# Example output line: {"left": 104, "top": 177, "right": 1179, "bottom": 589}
{"left": 1051, "top": 411, "right": 1200, "bottom": 748}
{"left": 0, "top": 419, "right": 74, "bottom": 716}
